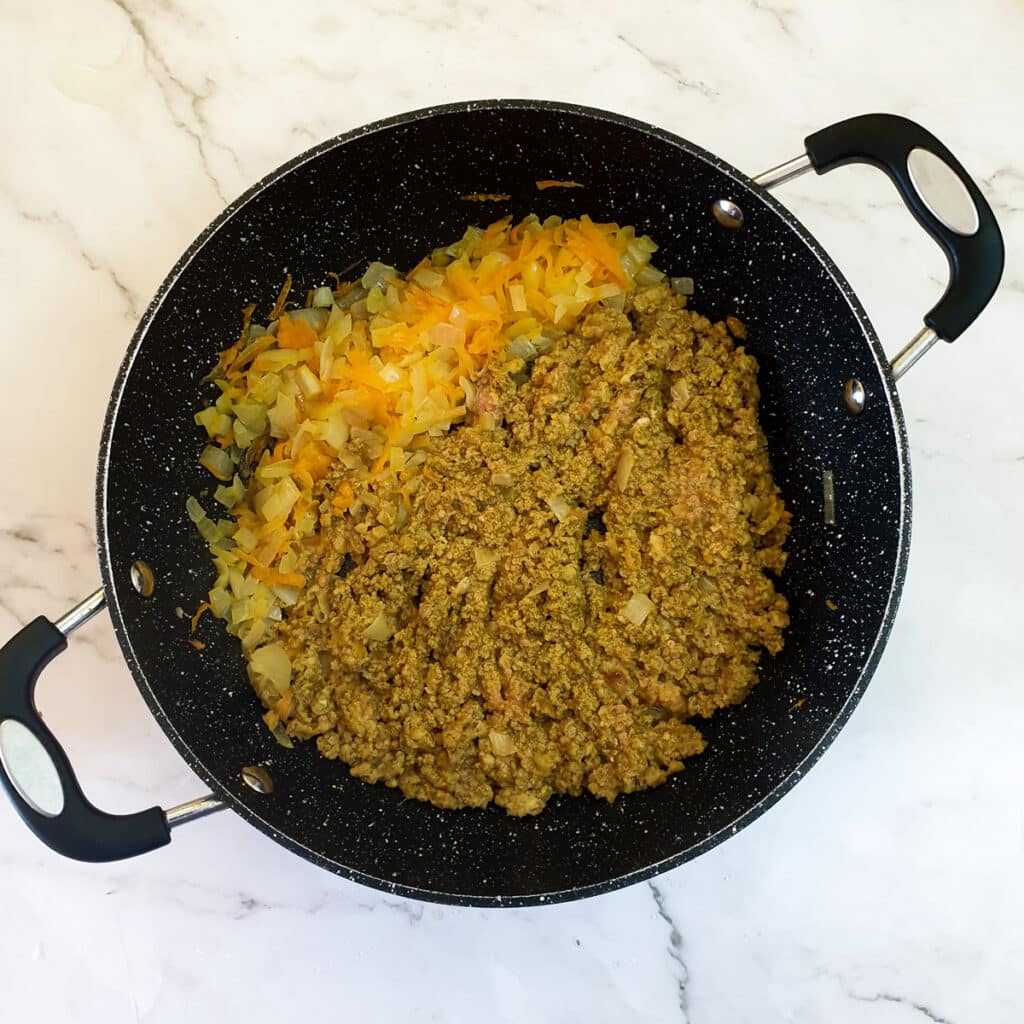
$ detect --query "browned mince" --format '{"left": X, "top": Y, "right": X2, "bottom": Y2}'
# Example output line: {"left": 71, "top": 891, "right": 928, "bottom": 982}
{"left": 252, "top": 283, "right": 790, "bottom": 816}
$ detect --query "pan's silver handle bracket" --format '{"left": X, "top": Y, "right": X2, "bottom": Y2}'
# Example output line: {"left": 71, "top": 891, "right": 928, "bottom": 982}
{"left": 889, "top": 327, "right": 940, "bottom": 381}
{"left": 54, "top": 588, "right": 106, "bottom": 636}
{"left": 752, "top": 154, "right": 814, "bottom": 190}
{"left": 166, "top": 794, "right": 227, "bottom": 828}
{"left": 751, "top": 114, "right": 1004, "bottom": 382}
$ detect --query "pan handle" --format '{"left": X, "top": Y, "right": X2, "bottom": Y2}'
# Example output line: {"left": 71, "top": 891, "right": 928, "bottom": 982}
{"left": 753, "top": 113, "right": 1004, "bottom": 378}
{"left": 0, "top": 590, "right": 223, "bottom": 862}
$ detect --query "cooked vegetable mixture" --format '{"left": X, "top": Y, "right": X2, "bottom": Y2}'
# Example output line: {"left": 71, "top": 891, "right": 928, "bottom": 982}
{"left": 192, "top": 215, "right": 789, "bottom": 815}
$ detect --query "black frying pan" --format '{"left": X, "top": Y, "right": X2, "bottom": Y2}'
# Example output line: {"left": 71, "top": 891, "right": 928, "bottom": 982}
{"left": 0, "top": 102, "right": 1003, "bottom": 906}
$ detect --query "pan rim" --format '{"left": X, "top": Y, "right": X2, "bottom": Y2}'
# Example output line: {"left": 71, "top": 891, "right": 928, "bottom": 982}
{"left": 95, "top": 98, "right": 911, "bottom": 907}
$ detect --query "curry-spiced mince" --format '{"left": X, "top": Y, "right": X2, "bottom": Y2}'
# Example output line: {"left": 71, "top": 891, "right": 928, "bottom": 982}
{"left": 189, "top": 215, "right": 789, "bottom": 816}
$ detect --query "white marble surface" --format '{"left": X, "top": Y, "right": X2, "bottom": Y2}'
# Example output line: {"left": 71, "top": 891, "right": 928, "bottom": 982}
{"left": 1, "top": 1, "right": 1022, "bottom": 1020}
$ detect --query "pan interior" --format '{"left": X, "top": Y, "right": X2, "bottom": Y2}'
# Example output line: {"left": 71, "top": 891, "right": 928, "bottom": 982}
{"left": 98, "top": 102, "right": 908, "bottom": 905}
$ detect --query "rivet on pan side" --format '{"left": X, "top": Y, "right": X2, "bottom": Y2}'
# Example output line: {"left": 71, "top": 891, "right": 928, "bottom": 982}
{"left": 130, "top": 560, "right": 155, "bottom": 597}
{"left": 843, "top": 378, "right": 866, "bottom": 414}
{"left": 712, "top": 198, "right": 744, "bottom": 229}
{"left": 822, "top": 470, "right": 836, "bottom": 525}
{"left": 242, "top": 765, "right": 274, "bottom": 794}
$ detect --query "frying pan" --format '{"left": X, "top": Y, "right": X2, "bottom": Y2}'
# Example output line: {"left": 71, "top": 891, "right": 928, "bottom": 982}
{"left": 0, "top": 101, "right": 1004, "bottom": 906}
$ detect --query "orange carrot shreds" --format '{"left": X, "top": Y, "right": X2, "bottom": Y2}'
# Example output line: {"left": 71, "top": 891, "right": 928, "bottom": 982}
{"left": 535, "top": 179, "right": 584, "bottom": 190}
{"left": 462, "top": 193, "right": 512, "bottom": 202}
{"left": 188, "top": 214, "right": 667, "bottom": 658}
{"left": 248, "top": 565, "right": 306, "bottom": 589}
{"left": 275, "top": 691, "right": 293, "bottom": 721}
{"left": 276, "top": 313, "right": 319, "bottom": 350}
{"left": 268, "top": 274, "right": 292, "bottom": 322}
{"left": 206, "top": 303, "right": 256, "bottom": 381}
{"left": 190, "top": 602, "right": 211, "bottom": 632}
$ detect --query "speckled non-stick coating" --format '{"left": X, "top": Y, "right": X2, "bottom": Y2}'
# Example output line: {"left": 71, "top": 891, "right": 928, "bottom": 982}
{"left": 96, "top": 101, "right": 910, "bottom": 907}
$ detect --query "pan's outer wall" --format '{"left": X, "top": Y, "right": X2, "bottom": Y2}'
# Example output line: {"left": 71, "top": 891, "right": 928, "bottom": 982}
{"left": 97, "top": 101, "right": 910, "bottom": 906}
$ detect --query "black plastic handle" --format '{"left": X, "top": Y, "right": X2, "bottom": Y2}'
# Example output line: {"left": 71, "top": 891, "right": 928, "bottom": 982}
{"left": 0, "top": 616, "right": 171, "bottom": 861}
{"left": 804, "top": 113, "right": 1004, "bottom": 342}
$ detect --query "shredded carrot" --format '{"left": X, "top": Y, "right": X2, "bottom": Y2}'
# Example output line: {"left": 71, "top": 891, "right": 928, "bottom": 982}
{"left": 275, "top": 691, "right": 293, "bottom": 721}
{"left": 190, "top": 602, "right": 211, "bottom": 632}
{"left": 462, "top": 193, "right": 511, "bottom": 202}
{"left": 276, "top": 313, "right": 318, "bottom": 350}
{"left": 575, "top": 216, "right": 629, "bottom": 287}
{"left": 209, "top": 303, "right": 256, "bottom": 379}
{"left": 248, "top": 565, "right": 306, "bottom": 589}
{"left": 268, "top": 274, "right": 292, "bottom": 321}
{"left": 189, "top": 639, "right": 206, "bottom": 651}
{"left": 332, "top": 481, "right": 355, "bottom": 510}
{"left": 535, "top": 179, "right": 584, "bottom": 190}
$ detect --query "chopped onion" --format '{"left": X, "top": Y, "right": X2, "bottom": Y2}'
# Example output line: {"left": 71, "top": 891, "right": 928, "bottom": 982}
{"left": 614, "top": 446, "right": 635, "bottom": 492}
{"left": 255, "top": 459, "right": 294, "bottom": 483}
{"left": 361, "top": 262, "right": 399, "bottom": 291}
{"left": 621, "top": 592, "right": 655, "bottom": 625}
{"left": 254, "top": 477, "right": 300, "bottom": 522}
{"left": 267, "top": 717, "right": 294, "bottom": 748}
{"left": 411, "top": 266, "right": 445, "bottom": 289}
{"left": 364, "top": 610, "right": 396, "bottom": 642}
{"left": 507, "top": 336, "right": 539, "bottom": 361}
{"left": 635, "top": 265, "right": 666, "bottom": 286}
{"left": 312, "top": 286, "right": 334, "bottom": 308}
{"left": 508, "top": 284, "right": 527, "bottom": 312}
{"left": 429, "top": 322, "right": 466, "bottom": 347}
{"left": 671, "top": 276, "right": 694, "bottom": 296}
{"left": 249, "top": 643, "right": 292, "bottom": 694}
{"left": 194, "top": 407, "right": 232, "bottom": 438}
{"left": 295, "top": 364, "right": 323, "bottom": 399}
{"left": 214, "top": 474, "right": 246, "bottom": 508}
{"left": 473, "top": 547, "right": 499, "bottom": 571}
{"left": 488, "top": 731, "right": 515, "bottom": 756}
{"left": 335, "top": 285, "right": 368, "bottom": 310}
{"left": 322, "top": 408, "right": 350, "bottom": 452}
{"left": 233, "top": 401, "right": 268, "bottom": 434}
{"left": 271, "top": 585, "right": 301, "bottom": 607}
{"left": 545, "top": 495, "right": 571, "bottom": 522}
{"left": 208, "top": 585, "right": 232, "bottom": 619}
{"left": 284, "top": 306, "right": 329, "bottom": 333}
{"left": 199, "top": 445, "right": 235, "bottom": 481}
{"left": 268, "top": 392, "right": 298, "bottom": 438}
{"left": 233, "top": 525, "right": 258, "bottom": 552}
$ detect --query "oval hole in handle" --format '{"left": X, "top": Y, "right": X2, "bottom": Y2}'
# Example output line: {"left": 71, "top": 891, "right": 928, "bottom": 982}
{"left": 907, "top": 147, "right": 980, "bottom": 237}
{"left": 0, "top": 719, "right": 65, "bottom": 817}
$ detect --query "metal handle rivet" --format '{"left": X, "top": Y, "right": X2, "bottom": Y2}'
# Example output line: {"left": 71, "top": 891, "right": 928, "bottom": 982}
{"left": 242, "top": 765, "right": 274, "bottom": 794}
{"left": 130, "top": 560, "right": 155, "bottom": 597}
{"left": 712, "top": 198, "right": 744, "bottom": 229}
{"left": 843, "top": 378, "right": 866, "bottom": 414}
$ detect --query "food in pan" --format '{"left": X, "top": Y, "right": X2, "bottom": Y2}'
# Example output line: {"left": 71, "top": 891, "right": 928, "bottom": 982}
{"left": 189, "top": 214, "right": 789, "bottom": 815}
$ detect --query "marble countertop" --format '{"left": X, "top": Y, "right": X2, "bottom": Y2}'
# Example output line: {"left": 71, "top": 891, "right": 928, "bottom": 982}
{"left": 2, "top": 1, "right": 1022, "bottom": 1021}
